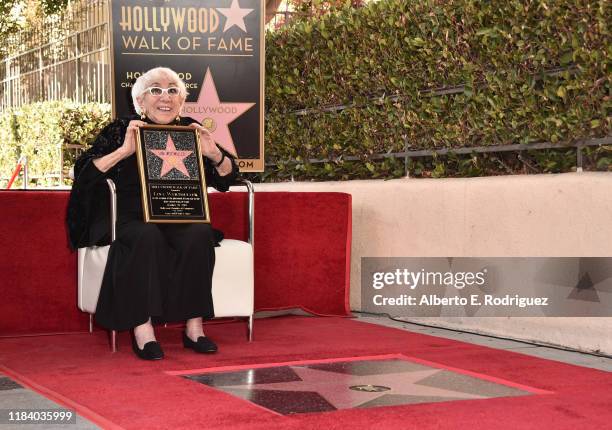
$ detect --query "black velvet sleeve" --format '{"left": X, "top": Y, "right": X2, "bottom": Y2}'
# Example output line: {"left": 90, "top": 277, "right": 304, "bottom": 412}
{"left": 73, "top": 118, "right": 128, "bottom": 181}
{"left": 204, "top": 144, "right": 239, "bottom": 192}
{"left": 66, "top": 119, "right": 128, "bottom": 250}
{"left": 66, "top": 116, "right": 238, "bottom": 249}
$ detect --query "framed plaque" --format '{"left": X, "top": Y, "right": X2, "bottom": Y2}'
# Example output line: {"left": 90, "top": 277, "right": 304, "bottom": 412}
{"left": 135, "top": 125, "right": 210, "bottom": 223}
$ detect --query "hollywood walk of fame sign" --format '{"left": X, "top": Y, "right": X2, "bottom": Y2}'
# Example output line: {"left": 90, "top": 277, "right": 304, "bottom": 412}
{"left": 135, "top": 125, "right": 211, "bottom": 223}
{"left": 109, "top": 0, "right": 265, "bottom": 171}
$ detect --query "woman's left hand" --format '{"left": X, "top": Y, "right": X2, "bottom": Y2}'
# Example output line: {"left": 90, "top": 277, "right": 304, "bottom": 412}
{"left": 190, "top": 123, "right": 223, "bottom": 164}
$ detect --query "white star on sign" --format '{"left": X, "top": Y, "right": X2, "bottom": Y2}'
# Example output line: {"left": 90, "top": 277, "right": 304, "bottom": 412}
{"left": 217, "top": 0, "right": 254, "bottom": 33}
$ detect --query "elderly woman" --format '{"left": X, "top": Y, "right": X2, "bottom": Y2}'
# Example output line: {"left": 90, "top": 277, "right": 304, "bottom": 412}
{"left": 67, "top": 67, "right": 237, "bottom": 360}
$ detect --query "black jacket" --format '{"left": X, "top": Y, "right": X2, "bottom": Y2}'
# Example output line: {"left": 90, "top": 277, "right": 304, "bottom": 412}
{"left": 66, "top": 116, "right": 238, "bottom": 250}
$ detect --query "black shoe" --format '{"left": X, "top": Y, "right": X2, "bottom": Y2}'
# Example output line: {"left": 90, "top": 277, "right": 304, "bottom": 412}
{"left": 182, "top": 331, "right": 218, "bottom": 353}
{"left": 132, "top": 337, "right": 164, "bottom": 360}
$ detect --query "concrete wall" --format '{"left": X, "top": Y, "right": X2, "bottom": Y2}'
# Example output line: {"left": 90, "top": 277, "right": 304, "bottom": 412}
{"left": 246, "top": 172, "right": 612, "bottom": 355}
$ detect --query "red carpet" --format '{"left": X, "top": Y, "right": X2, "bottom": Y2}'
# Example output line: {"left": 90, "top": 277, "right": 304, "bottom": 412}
{"left": 0, "top": 316, "right": 610, "bottom": 429}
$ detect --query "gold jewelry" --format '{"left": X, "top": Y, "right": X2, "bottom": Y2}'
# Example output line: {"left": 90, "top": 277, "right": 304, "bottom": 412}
{"left": 175, "top": 115, "right": 181, "bottom": 123}
{"left": 140, "top": 109, "right": 147, "bottom": 120}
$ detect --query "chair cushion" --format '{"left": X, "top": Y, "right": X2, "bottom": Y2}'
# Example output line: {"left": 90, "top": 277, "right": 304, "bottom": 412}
{"left": 77, "top": 246, "right": 110, "bottom": 314}
{"left": 212, "top": 239, "right": 254, "bottom": 317}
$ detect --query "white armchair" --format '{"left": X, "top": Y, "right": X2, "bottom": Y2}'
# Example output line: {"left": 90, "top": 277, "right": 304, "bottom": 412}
{"left": 77, "top": 178, "right": 255, "bottom": 351}
{"left": 211, "top": 179, "right": 254, "bottom": 340}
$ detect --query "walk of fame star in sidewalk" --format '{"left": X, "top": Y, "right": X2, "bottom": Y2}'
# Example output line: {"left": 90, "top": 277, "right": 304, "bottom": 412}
{"left": 183, "top": 356, "right": 538, "bottom": 415}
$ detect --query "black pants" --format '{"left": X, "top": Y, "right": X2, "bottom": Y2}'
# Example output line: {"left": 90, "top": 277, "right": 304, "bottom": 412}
{"left": 95, "top": 220, "right": 216, "bottom": 331}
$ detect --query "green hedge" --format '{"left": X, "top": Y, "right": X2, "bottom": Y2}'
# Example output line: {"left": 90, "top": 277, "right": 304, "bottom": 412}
{"left": 0, "top": 111, "right": 19, "bottom": 185}
{"left": 0, "top": 101, "right": 110, "bottom": 187}
{"left": 1, "top": 0, "right": 609, "bottom": 184}
{"left": 261, "top": 0, "right": 610, "bottom": 180}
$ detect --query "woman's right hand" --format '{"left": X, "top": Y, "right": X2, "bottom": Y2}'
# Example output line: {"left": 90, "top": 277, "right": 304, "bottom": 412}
{"left": 93, "top": 120, "right": 146, "bottom": 173}
{"left": 118, "top": 120, "right": 146, "bottom": 158}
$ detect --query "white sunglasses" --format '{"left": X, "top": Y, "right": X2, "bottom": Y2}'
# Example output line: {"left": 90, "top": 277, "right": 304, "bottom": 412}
{"left": 145, "top": 86, "right": 181, "bottom": 97}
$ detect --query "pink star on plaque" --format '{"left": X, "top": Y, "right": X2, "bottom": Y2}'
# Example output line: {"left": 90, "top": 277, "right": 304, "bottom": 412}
{"left": 181, "top": 68, "right": 255, "bottom": 156}
{"left": 149, "top": 134, "right": 193, "bottom": 178}
{"left": 217, "top": 0, "right": 254, "bottom": 33}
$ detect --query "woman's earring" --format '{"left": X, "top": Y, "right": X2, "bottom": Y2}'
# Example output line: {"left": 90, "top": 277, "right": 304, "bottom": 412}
{"left": 140, "top": 109, "right": 146, "bottom": 120}
{"left": 175, "top": 115, "right": 180, "bottom": 123}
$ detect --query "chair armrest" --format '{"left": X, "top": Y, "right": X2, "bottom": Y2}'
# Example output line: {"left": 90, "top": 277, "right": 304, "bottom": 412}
{"left": 106, "top": 179, "right": 117, "bottom": 242}
{"left": 232, "top": 178, "right": 254, "bottom": 246}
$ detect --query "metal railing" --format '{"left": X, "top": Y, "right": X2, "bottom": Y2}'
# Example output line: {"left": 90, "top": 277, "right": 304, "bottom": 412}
{"left": 0, "top": 0, "right": 110, "bottom": 110}
{"left": 263, "top": 64, "right": 610, "bottom": 175}
{"left": 265, "top": 136, "right": 612, "bottom": 175}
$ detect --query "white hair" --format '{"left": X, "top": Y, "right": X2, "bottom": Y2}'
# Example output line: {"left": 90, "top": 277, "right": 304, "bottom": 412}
{"left": 131, "top": 67, "right": 188, "bottom": 115}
